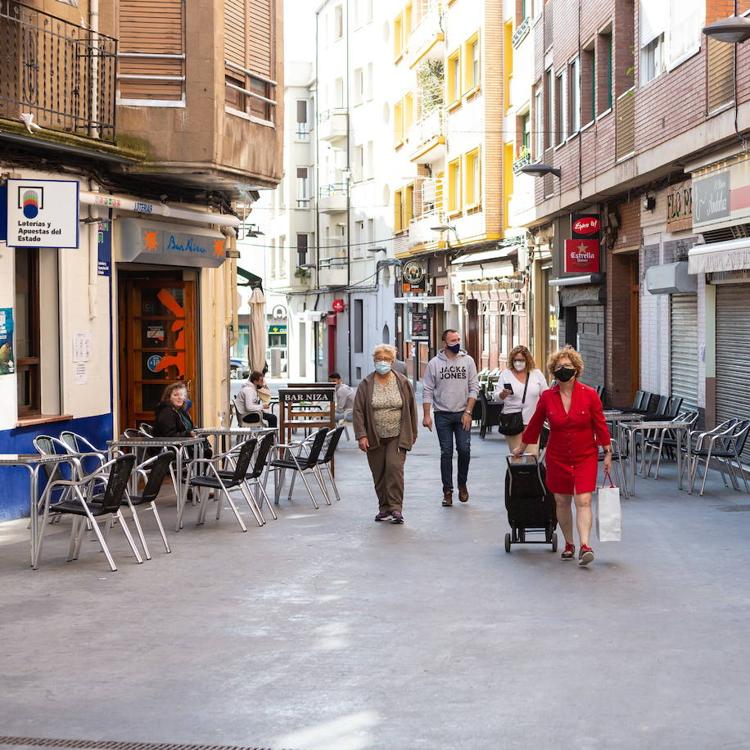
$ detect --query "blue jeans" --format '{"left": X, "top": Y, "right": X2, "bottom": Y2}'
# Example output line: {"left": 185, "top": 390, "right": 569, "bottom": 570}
{"left": 434, "top": 411, "right": 471, "bottom": 492}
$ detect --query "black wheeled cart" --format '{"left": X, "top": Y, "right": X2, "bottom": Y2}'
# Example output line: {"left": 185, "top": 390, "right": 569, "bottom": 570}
{"left": 504, "top": 455, "right": 558, "bottom": 553}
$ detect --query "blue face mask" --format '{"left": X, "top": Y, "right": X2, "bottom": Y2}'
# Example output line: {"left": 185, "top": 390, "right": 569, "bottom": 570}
{"left": 374, "top": 361, "right": 392, "bottom": 375}
{"left": 446, "top": 343, "right": 461, "bottom": 354}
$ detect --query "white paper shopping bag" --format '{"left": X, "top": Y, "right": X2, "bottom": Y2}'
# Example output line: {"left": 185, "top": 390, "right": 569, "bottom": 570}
{"left": 596, "top": 472, "right": 621, "bottom": 542}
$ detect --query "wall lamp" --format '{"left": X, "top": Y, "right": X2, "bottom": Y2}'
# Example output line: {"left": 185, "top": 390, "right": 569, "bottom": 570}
{"left": 520, "top": 163, "right": 561, "bottom": 179}
{"left": 703, "top": 16, "right": 750, "bottom": 44}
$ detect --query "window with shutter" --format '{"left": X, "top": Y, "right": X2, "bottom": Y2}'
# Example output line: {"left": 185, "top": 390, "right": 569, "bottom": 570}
{"left": 118, "top": 0, "right": 186, "bottom": 104}
{"left": 224, "top": 0, "right": 277, "bottom": 123}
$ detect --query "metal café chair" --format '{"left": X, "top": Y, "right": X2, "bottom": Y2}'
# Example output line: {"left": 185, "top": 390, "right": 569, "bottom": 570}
{"left": 685, "top": 418, "right": 750, "bottom": 496}
{"left": 270, "top": 428, "right": 330, "bottom": 509}
{"left": 315, "top": 425, "right": 346, "bottom": 502}
{"left": 221, "top": 432, "right": 278, "bottom": 521}
{"left": 190, "top": 438, "right": 261, "bottom": 532}
{"left": 121, "top": 450, "right": 176, "bottom": 557}
{"left": 643, "top": 411, "right": 699, "bottom": 478}
{"left": 33, "top": 435, "right": 86, "bottom": 521}
{"left": 38, "top": 454, "right": 142, "bottom": 571}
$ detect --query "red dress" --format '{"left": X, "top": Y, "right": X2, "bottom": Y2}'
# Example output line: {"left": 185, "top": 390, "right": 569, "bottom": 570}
{"left": 521, "top": 381, "right": 611, "bottom": 494}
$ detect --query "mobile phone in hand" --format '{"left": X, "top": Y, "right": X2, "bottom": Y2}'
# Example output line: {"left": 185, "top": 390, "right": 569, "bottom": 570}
{"left": 503, "top": 382, "right": 513, "bottom": 391}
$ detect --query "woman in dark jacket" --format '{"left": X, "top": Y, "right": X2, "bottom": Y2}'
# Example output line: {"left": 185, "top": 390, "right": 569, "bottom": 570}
{"left": 154, "top": 382, "right": 195, "bottom": 437}
{"left": 353, "top": 344, "right": 418, "bottom": 524}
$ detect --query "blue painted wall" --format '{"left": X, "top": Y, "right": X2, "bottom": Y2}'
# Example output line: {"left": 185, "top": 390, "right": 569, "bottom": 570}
{"left": 0, "top": 412, "right": 113, "bottom": 521}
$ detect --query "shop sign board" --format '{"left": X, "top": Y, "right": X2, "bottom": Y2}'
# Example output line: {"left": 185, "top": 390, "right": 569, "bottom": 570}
{"left": 97, "top": 213, "right": 112, "bottom": 276}
{"left": 402, "top": 260, "right": 427, "bottom": 294}
{"left": 693, "top": 172, "right": 730, "bottom": 225}
{"left": 6, "top": 179, "right": 79, "bottom": 248}
{"left": 411, "top": 310, "right": 430, "bottom": 341}
{"left": 332, "top": 298, "right": 346, "bottom": 312}
{"left": 572, "top": 215, "right": 600, "bottom": 238}
{"left": 564, "top": 239, "right": 600, "bottom": 273}
{"left": 666, "top": 181, "right": 693, "bottom": 232}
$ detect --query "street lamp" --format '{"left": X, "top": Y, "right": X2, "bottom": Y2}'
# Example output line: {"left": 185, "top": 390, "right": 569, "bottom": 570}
{"left": 703, "top": 16, "right": 750, "bottom": 44}
{"left": 520, "top": 163, "right": 562, "bottom": 179}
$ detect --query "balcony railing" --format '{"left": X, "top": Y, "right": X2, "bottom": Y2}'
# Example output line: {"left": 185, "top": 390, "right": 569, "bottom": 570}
{"left": 512, "top": 150, "right": 531, "bottom": 175}
{"left": 0, "top": 0, "right": 117, "bottom": 141}
{"left": 512, "top": 16, "right": 531, "bottom": 48}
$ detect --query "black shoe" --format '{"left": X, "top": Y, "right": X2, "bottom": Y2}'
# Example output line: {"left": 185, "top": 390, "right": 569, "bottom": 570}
{"left": 375, "top": 511, "right": 393, "bottom": 522}
{"left": 391, "top": 511, "right": 404, "bottom": 524}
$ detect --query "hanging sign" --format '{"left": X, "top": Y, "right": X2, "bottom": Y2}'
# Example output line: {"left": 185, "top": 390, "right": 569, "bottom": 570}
{"left": 411, "top": 311, "right": 430, "bottom": 341}
{"left": 571, "top": 215, "right": 601, "bottom": 238}
{"left": 402, "top": 260, "right": 427, "bottom": 294}
{"left": 6, "top": 179, "right": 79, "bottom": 248}
{"left": 0, "top": 308, "right": 14, "bottom": 375}
{"left": 332, "top": 298, "right": 346, "bottom": 312}
{"left": 97, "top": 212, "right": 112, "bottom": 276}
{"left": 564, "top": 239, "right": 600, "bottom": 273}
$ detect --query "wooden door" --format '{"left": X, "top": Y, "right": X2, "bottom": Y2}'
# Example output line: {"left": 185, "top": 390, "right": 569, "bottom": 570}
{"left": 119, "top": 277, "right": 199, "bottom": 429}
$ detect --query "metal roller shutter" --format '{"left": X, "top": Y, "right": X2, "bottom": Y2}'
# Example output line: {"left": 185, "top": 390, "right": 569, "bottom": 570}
{"left": 670, "top": 294, "right": 698, "bottom": 411}
{"left": 716, "top": 285, "right": 750, "bottom": 461}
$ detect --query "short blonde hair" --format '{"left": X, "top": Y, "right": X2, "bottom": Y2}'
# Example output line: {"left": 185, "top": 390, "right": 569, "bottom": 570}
{"left": 372, "top": 343, "right": 397, "bottom": 362}
{"left": 508, "top": 345, "right": 536, "bottom": 372}
{"left": 547, "top": 346, "right": 584, "bottom": 378}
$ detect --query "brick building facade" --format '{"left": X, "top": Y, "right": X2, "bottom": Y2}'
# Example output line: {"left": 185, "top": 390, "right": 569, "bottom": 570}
{"left": 513, "top": 0, "right": 750, "bottom": 420}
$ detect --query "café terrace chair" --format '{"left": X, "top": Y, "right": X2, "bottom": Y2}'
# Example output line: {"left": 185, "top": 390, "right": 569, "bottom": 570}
{"left": 685, "top": 418, "right": 750, "bottom": 496}
{"left": 190, "top": 437, "right": 261, "bottom": 532}
{"left": 270, "top": 428, "right": 330, "bottom": 509}
{"left": 315, "top": 425, "right": 346, "bottom": 503}
{"left": 220, "top": 432, "right": 278, "bottom": 521}
{"left": 643, "top": 410, "right": 699, "bottom": 479}
{"left": 121, "top": 450, "right": 176, "bottom": 557}
{"left": 37, "top": 454, "right": 141, "bottom": 571}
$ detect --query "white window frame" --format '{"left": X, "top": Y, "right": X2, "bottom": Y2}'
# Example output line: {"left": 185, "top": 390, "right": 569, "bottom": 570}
{"left": 569, "top": 57, "right": 580, "bottom": 134}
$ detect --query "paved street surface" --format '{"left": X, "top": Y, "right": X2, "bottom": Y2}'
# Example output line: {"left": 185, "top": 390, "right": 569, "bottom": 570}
{"left": 2, "top": 425, "right": 750, "bottom": 750}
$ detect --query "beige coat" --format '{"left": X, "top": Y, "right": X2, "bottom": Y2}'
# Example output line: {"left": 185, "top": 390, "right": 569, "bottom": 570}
{"left": 353, "top": 371, "right": 418, "bottom": 451}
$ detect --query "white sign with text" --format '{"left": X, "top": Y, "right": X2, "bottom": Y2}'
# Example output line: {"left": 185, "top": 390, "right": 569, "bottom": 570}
{"left": 6, "top": 179, "right": 79, "bottom": 248}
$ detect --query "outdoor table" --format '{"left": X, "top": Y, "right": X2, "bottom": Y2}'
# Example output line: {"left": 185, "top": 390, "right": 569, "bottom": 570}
{"left": 108, "top": 436, "right": 204, "bottom": 531}
{"left": 195, "top": 426, "right": 276, "bottom": 454}
{"left": 625, "top": 420, "right": 692, "bottom": 495}
{"left": 0, "top": 453, "right": 81, "bottom": 569}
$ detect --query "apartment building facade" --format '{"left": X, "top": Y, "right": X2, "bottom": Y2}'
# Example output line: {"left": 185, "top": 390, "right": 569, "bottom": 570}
{"left": 0, "top": 0, "right": 283, "bottom": 519}
{"left": 514, "top": 0, "right": 750, "bottom": 428}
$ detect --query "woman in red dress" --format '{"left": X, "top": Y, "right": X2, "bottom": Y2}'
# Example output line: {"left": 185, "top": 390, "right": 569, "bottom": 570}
{"left": 513, "top": 347, "right": 612, "bottom": 566}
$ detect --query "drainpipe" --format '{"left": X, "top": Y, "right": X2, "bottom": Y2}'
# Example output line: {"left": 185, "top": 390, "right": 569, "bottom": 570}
{"left": 88, "top": 181, "right": 99, "bottom": 320}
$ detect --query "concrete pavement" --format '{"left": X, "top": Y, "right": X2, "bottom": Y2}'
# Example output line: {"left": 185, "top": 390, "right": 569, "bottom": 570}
{"left": 1, "top": 424, "right": 750, "bottom": 749}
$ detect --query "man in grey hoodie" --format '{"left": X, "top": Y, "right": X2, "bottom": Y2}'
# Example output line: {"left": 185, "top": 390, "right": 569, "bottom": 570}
{"left": 422, "top": 329, "right": 479, "bottom": 506}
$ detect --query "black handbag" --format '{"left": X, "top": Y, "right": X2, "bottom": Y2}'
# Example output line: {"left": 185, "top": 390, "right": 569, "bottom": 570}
{"left": 498, "top": 377, "right": 528, "bottom": 436}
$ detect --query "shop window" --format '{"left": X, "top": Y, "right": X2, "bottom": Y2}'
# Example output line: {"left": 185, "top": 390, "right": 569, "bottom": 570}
{"left": 14, "top": 247, "right": 60, "bottom": 418}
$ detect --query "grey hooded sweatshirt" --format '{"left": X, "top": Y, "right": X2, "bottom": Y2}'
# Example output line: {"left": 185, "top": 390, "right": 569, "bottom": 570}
{"left": 423, "top": 349, "right": 480, "bottom": 413}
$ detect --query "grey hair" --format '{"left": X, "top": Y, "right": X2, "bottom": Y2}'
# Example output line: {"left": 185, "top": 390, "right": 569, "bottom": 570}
{"left": 372, "top": 343, "right": 397, "bottom": 361}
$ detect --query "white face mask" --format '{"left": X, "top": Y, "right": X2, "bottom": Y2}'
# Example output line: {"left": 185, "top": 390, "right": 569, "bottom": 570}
{"left": 374, "top": 360, "right": 392, "bottom": 375}
{"left": 513, "top": 360, "right": 526, "bottom": 372}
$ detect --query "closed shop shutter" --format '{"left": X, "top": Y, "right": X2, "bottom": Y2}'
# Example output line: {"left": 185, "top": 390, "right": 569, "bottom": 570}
{"left": 119, "top": 0, "right": 185, "bottom": 101}
{"left": 670, "top": 294, "right": 698, "bottom": 411}
{"left": 716, "top": 285, "right": 750, "bottom": 461}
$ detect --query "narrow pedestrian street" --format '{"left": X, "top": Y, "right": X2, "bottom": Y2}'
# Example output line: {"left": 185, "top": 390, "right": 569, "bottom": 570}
{"left": 1, "top": 424, "right": 749, "bottom": 750}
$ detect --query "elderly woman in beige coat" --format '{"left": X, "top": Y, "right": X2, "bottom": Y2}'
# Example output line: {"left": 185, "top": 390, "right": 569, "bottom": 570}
{"left": 353, "top": 344, "right": 418, "bottom": 524}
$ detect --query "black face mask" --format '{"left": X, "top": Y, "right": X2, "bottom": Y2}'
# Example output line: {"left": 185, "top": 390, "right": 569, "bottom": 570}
{"left": 554, "top": 367, "right": 576, "bottom": 383}
{"left": 446, "top": 343, "right": 461, "bottom": 354}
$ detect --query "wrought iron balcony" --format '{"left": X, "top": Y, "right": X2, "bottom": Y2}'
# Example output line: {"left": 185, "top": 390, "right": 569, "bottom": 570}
{"left": 0, "top": 0, "right": 117, "bottom": 141}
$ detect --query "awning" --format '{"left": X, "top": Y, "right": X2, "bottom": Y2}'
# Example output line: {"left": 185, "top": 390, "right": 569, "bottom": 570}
{"left": 451, "top": 260, "right": 515, "bottom": 283}
{"left": 394, "top": 295, "right": 445, "bottom": 304}
{"left": 688, "top": 238, "right": 750, "bottom": 275}
{"left": 237, "top": 265, "right": 263, "bottom": 289}
{"left": 549, "top": 273, "right": 604, "bottom": 287}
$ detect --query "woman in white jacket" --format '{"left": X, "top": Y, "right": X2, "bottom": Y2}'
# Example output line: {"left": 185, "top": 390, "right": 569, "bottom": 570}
{"left": 495, "top": 345, "right": 548, "bottom": 455}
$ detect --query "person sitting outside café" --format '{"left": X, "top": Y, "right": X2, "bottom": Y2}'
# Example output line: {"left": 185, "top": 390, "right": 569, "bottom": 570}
{"left": 329, "top": 372, "right": 355, "bottom": 421}
{"left": 236, "top": 371, "right": 278, "bottom": 428}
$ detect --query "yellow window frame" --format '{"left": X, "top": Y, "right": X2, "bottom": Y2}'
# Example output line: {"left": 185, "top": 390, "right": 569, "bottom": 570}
{"left": 404, "top": 92, "right": 415, "bottom": 133}
{"left": 394, "top": 99, "right": 404, "bottom": 147}
{"left": 394, "top": 13, "right": 404, "bottom": 62}
{"left": 394, "top": 188, "right": 404, "bottom": 233}
{"left": 404, "top": 183, "right": 415, "bottom": 226}
{"left": 447, "top": 48, "right": 462, "bottom": 109}
{"left": 464, "top": 147, "right": 481, "bottom": 209}
{"left": 447, "top": 157, "right": 462, "bottom": 215}
{"left": 463, "top": 32, "right": 481, "bottom": 95}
